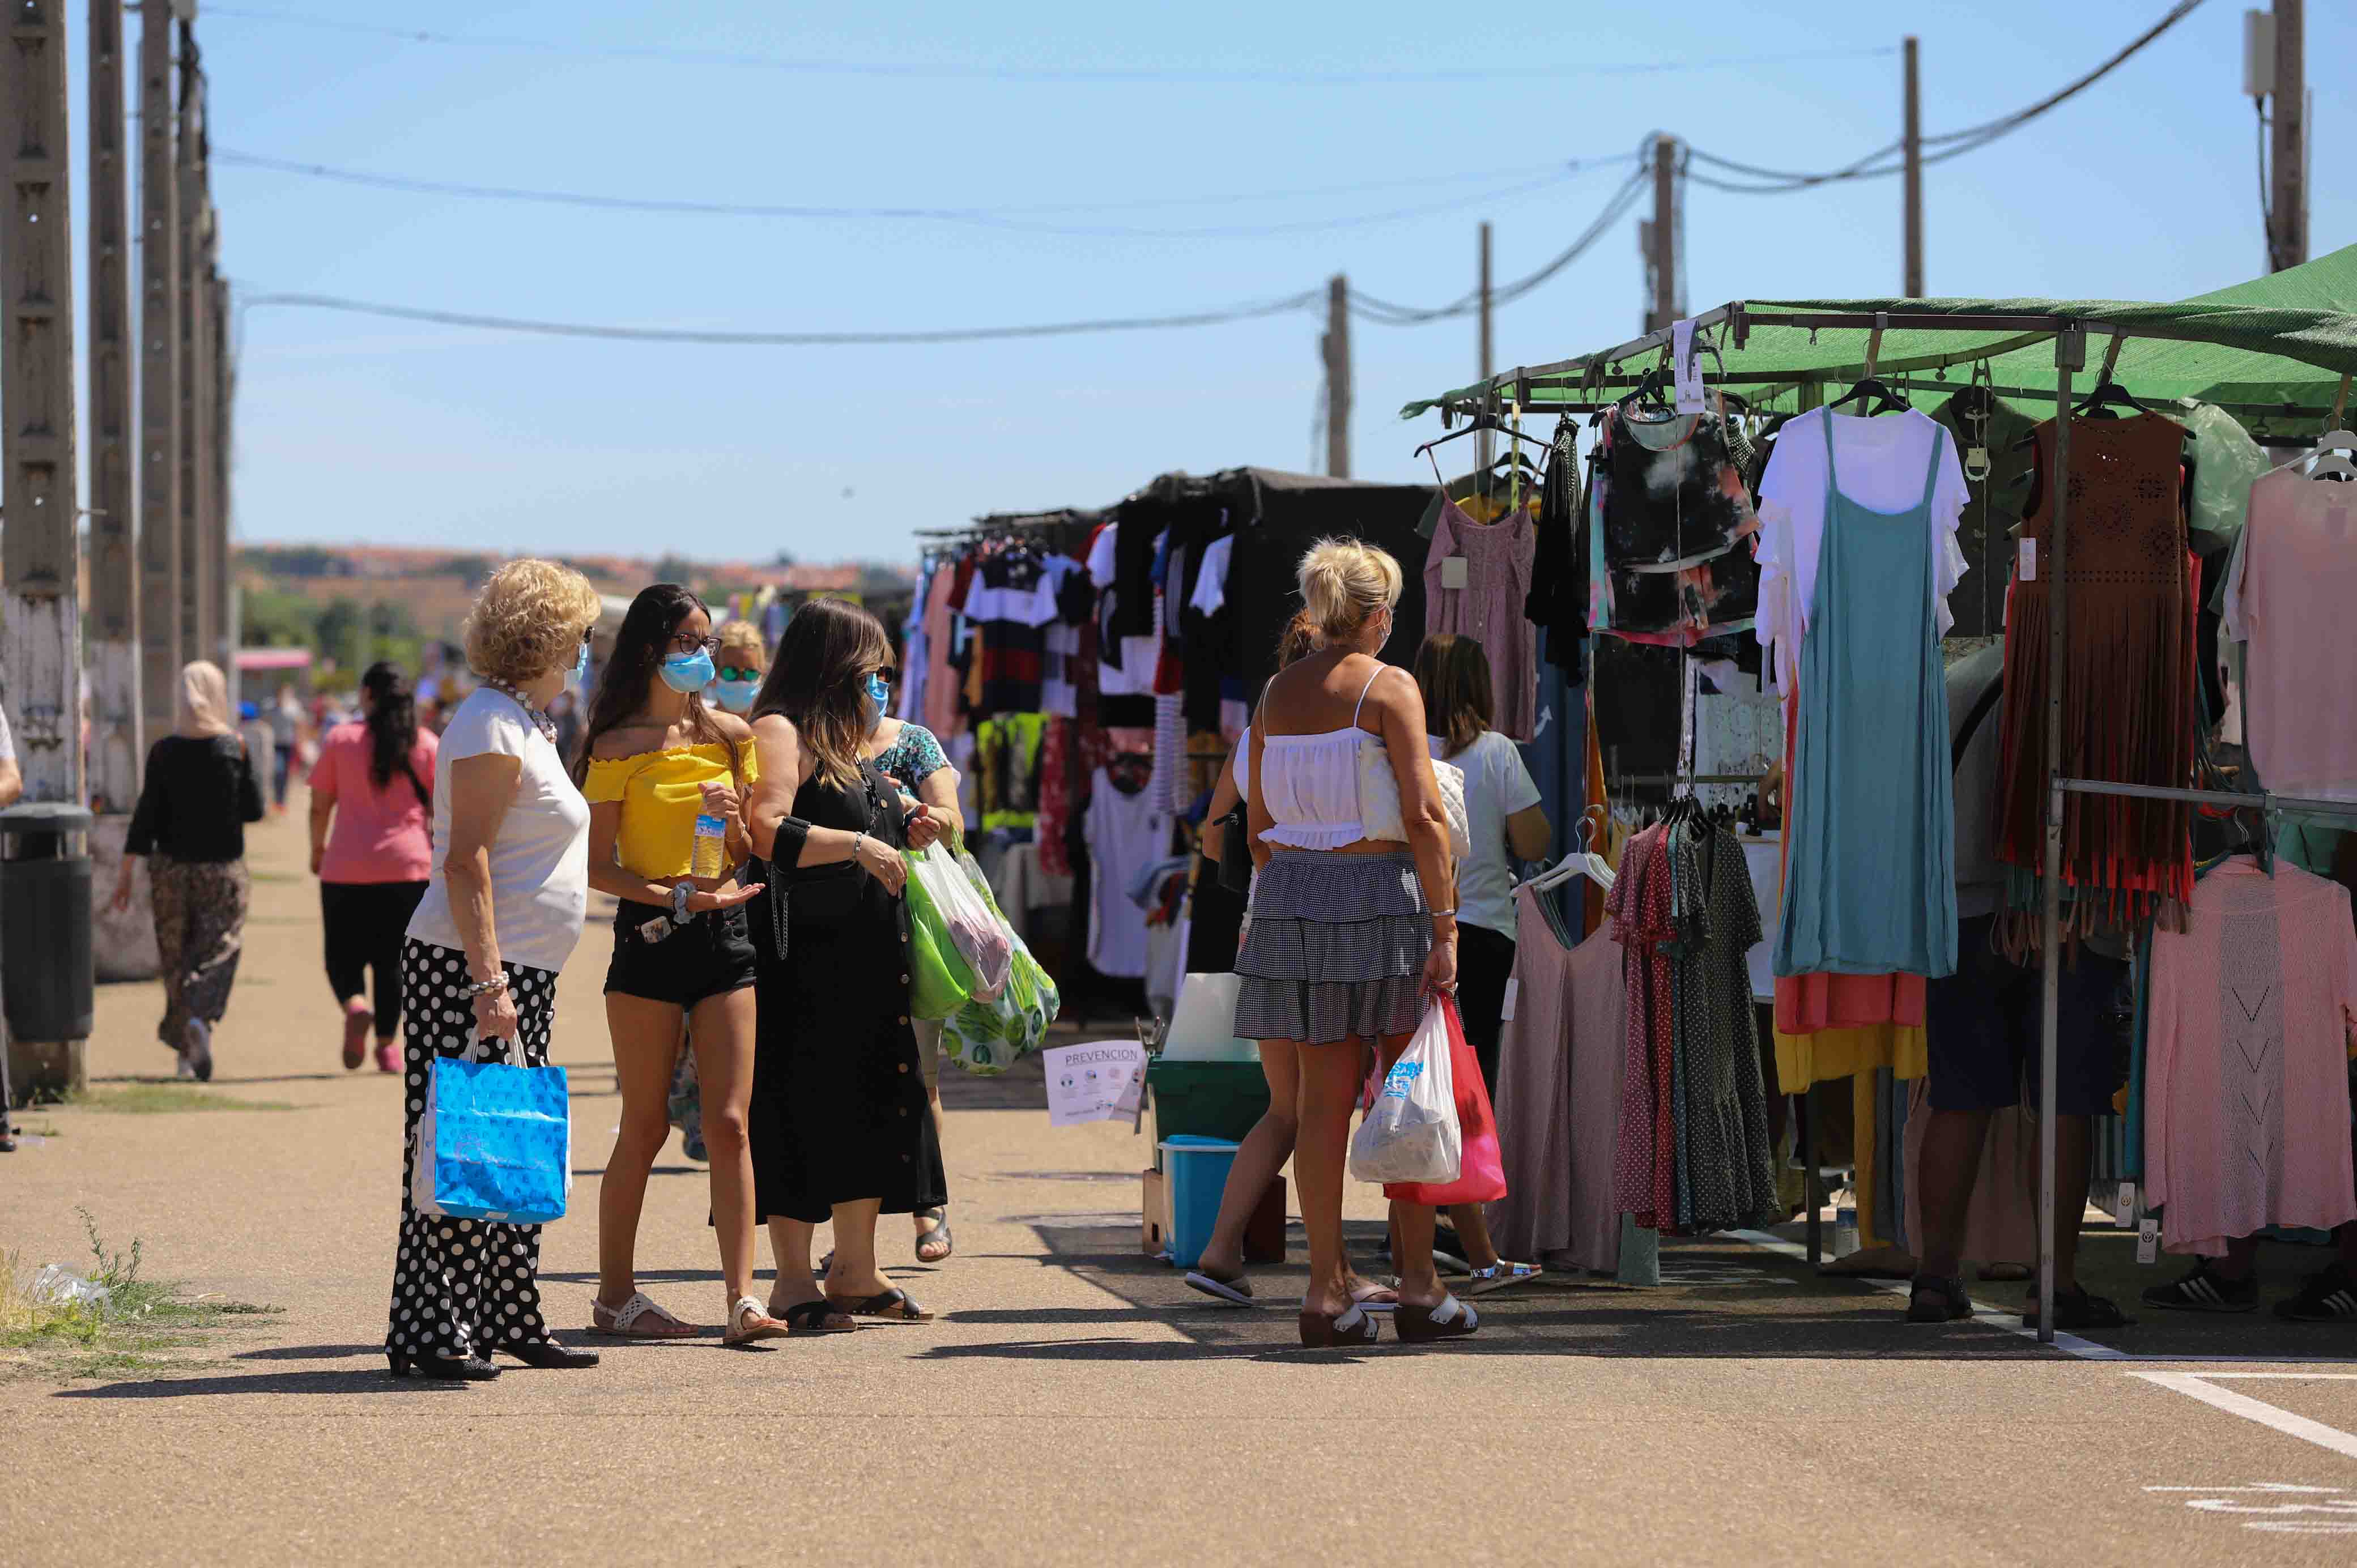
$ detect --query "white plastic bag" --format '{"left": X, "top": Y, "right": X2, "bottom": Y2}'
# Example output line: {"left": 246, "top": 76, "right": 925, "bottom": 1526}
{"left": 1347, "top": 1000, "right": 1461, "bottom": 1186}
{"left": 908, "top": 839, "right": 1012, "bottom": 1002}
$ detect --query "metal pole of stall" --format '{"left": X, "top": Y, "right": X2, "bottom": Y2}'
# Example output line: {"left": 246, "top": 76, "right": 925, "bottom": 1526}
{"left": 2036, "top": 326, "right": 2082, "bottom": 1346}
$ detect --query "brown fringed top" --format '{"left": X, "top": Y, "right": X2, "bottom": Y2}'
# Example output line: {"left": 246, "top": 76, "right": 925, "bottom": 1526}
{"left": 1992, "top": 412, "right": 2196, "bottom": 949}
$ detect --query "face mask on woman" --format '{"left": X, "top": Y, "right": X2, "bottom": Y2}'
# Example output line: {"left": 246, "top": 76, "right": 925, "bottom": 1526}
{"left": 862, "top": 672, "right": 891, "bottom": 735}
{"left": 660, "top": 648, "right": 716, "bottom": 694}
{"left": 712, "top": 677, "right": 760, "bottom": 714}
{"left": 566, "top": 636, "right": 592, "bottom": 690}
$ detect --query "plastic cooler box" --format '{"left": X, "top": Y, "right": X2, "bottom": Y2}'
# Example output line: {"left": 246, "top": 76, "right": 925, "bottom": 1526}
{"left": 1158, "top": 1135, "right": 1240, "bottom": 1269}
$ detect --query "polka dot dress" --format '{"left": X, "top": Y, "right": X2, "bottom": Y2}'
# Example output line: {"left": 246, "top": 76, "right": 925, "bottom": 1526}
{"left": 386, "top": 939, "right": 559, "bottom": 1361}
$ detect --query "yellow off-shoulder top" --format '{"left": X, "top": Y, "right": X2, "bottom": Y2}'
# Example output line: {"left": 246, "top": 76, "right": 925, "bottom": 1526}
{"left": 581, "top": 741, "right": 757, "bottom": 879}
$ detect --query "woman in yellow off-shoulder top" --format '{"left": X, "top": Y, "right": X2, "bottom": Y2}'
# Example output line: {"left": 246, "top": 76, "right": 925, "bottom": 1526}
{"left": 572, "top": 585, "right": 786, "bottom": 1347}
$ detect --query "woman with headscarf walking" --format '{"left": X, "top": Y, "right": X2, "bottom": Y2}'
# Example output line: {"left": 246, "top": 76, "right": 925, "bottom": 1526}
{"left": 113, "top": 661, "right": 266, "bottom": 1081}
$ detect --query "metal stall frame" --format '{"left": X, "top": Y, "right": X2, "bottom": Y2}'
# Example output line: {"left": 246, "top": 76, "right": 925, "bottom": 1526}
{"left": 1429, "top": 306, "right": 2357, "bottom": 1344}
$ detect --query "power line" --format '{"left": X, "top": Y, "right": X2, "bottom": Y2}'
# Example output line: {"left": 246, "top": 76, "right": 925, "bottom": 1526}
{"left": 1686, "top": 0, "right": 2208, "bottom": 193}
{"left": 205, "top": 8, "right": 1896, "bottom": 85}
{"left": 214, "top": 149, "right": 1619, "bottom": 238}
{"left": 1348, "top": 165, "right": 1653, "bottom": 323}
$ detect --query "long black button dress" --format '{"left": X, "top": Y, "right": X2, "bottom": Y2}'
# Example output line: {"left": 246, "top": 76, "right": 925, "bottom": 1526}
{"left": 746, "top": 758, "right": 946, "bottom": 1224}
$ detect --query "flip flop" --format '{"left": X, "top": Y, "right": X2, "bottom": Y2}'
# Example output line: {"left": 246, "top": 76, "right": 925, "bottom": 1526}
{"left": 1465, "top": 1260, "right": 1544, "bottom": 1296}
{"left": 827, "top": 1288, "right": 934, "bottom": 1323}
{"left": 590, "top": 1292, "right": 700, "bottom": 1340}
{"left": 1183, "top": 1268, "right": 1254, "bottom": 1306}
{"left": 773, "top": 1298, "right": 860, "bottom": 1335}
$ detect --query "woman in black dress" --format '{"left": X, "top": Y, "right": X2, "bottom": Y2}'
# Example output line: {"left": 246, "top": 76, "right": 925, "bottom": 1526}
{"left": 741, "top": 598, "right": 947, "bottom": 1329}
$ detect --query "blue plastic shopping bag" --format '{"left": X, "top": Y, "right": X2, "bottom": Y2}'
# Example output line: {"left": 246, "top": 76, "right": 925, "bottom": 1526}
{"left": 409, "top": 1055, "right": 572, "bottom": 1225}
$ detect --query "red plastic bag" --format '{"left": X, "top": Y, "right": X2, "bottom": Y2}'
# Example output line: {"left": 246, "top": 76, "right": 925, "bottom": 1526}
{"left": 1382, "top": 991, "right": 1507, "bottom": 1207}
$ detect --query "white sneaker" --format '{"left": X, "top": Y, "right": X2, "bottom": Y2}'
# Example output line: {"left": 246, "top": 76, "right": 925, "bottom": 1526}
{"left": 182, "top": 1019, "right": 214, "bottom": 1083}
{"left": 175, "top": 1052, "right": 198, "bottom": 1081}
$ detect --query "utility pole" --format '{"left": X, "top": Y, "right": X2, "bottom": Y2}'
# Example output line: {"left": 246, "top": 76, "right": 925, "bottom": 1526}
{"left": 1, "top": 0, "right": 87, "bottom": 806}
{"left": 88, "top": 0, "right": 139, "bottom": 814}
{"left": 211, "top": 268, "right": 235, "bottom": 687}
{"left": 1903, "top": 36, "right": 1924, "bottom": 297}
{"left": 175, "top": 23, "right": 214, "bottom": 670}
{"left": 137, "top": 0, "right": 181, "bottom": 745}
{"left": 1321, "top": 274, "right": 1350, "bottom": 478}
{"left": 2269, "top": 0, "right": 2306, "bottom": 272}
{"left": 1477, "top": 221, "right": 1494, "bottom": 472}
{"left": 1644, "top": 134, "right": 1679, "bottom": 332}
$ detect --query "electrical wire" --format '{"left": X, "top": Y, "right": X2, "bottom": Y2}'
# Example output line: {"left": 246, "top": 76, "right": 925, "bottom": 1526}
{"left": 1347, "top": 163, "right": 1652, "bottom": 323}
{"left": 1685, "top": 0, "right": 2207, "bottom": 193}
{"left": 203, "top": 7, "right": 1895, "bottom": 86}
{"left": 214, "top": 150, "right": 1609, "bottom": 238}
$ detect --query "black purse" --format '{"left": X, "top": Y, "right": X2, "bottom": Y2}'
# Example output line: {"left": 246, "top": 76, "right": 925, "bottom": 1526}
{"left": 1215, "top": 806, "right": 1252, "bottom": 896}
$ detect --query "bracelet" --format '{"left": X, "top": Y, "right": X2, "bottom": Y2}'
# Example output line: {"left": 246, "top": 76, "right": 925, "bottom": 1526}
{"left": 853, "top": 832, "right": 868, "bottom": 863}
{"left": 461, "top": 972, "right": 509, "bottom": 999}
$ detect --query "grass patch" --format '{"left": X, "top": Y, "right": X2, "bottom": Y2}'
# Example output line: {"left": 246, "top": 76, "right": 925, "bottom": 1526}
{"left": 248, "top": 870, "right": 300, "bottom": 884}
{"left": 0, "top": 1211, "right": 279, "bottom": 1382}
{"left": 70, "top": 1084, "right": 297, "bottom": 1114}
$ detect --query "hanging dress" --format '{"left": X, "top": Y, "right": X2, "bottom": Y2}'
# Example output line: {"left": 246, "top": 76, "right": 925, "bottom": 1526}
{"left": 1773, "top": 412, "right": 1958, "bottom": 984}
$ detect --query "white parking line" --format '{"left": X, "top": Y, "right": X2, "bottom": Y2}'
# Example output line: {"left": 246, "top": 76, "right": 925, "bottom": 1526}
{"left": 2131, "top": 1373, "right": 2357, "bottom": 1462}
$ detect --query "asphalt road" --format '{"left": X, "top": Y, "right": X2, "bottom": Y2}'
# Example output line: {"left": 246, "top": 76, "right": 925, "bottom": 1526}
{"left": 5, "top": 808, "right": 2356, "bottom": 1566}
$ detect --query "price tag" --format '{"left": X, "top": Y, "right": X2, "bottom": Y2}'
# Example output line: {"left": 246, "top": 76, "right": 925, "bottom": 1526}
{"left": 2018, "top": 539, "right": 2037, "bottom": 582}
{"left": 2115, "top": 1182, "right": 2137, "bottom": 1228}
{"left": 2137, "top": 1216, "right": 2159, "bottom": 1264}
{"left": 1672, "top": 318, "right": 1706, "bottom": 414}
{"left": 1500, "top": 977, "right": 1519, "bottom": 1022}
{"left": 1440, "top": 555, "right": 1469, "bottom": 590}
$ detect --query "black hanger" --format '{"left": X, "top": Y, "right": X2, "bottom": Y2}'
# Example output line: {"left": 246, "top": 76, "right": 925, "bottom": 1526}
{"left": 1414, "top": 415, "right": 1551, "bottom": 465}
{"left": 1828, "top": 374, "right": 1911, "bottom": 417}
{"left": 2072, "top": 376, "right": 2151, "bottom": 420}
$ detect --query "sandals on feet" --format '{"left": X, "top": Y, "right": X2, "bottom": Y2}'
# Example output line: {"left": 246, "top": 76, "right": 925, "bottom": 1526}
{"left": 1395, "top": 1293, "right": 1480, "bottom": 1343}
{"left": 1298, "top": 1303, "right": 1381, "bottom": 1347}
{"left": 590, "top": 1292, "right": 699, "bottom": 1340}
{"left": 1905, "top": 1273, "right": 1973, "bottom": 1323}
{"left": 1465, "top": 1260, "right": 1543, "bottom": 1296}
{"left": 722, "top": 1297, "right": 791, "bottom": 1347}
{"left": 2020, "top": 1285, "right": 2131, "bottom": 1333}
{"left": 914, "top": 1207, "right": 954, "bottom": 1264}
{"left": 827, "top": 1288, "right": 933, "bottom": 1323}
{"left": 772, "top": 1298, "right": 859, "bottom": 1335}
{"left": 1348, "top": 1279, "right": 1399, "bottom": 1314}
{"left": 1183, "top": 1267, "right": 1254, "bottom": 1307}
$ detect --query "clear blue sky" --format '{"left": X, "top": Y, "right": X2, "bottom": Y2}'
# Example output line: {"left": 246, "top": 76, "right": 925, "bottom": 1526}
{"left": 84, "top": 1, "right": 2354, "bottom": 565}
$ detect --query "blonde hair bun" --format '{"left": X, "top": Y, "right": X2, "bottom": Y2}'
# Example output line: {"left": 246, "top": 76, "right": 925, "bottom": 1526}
{"left": 1297, "top": 537, "right": 1403, "bottom": 643}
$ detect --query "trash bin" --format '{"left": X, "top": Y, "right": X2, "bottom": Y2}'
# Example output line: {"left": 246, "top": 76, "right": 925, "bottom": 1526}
{"left": 1, "top": 803, "right": 95, "bottom": 1043}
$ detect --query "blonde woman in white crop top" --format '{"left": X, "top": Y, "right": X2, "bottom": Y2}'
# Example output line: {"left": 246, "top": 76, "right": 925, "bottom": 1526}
{"left": 1230, "top": 538, "right": 1475, "bottom": 1348}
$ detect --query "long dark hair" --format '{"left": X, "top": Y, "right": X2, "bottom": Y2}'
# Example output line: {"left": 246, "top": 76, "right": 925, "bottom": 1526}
{"left": 360, "top": 661, "right": 422, "bottom": 794}
{"left": 751, "top": 596, "right": 890, "bottom": 791}
{"left": 569, "top": 583, "right": 741, "bottom": 784}
{"left": 1414, "top": 632, "right": 1494, "bottom": 759}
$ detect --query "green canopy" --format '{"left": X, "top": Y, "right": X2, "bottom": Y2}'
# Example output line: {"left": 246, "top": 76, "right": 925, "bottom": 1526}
{"left": 1401, "top": 243, "right": 2357, "bottom": 423}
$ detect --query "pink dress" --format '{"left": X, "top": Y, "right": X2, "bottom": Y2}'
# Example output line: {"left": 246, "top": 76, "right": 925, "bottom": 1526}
{"left": 2144, "top": 859, "right": 2357, "bottom": 1256}
{"left": 1423, "top": 497, "right": 1538, "bottom": 740}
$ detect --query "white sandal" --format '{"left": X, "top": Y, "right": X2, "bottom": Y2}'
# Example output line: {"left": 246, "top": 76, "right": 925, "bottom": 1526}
{"left": 722, "top": 1296, "right": 790, "bottom": 1347}
{"left": 589, "top": 1291, "right": 698, "bottom": 1339}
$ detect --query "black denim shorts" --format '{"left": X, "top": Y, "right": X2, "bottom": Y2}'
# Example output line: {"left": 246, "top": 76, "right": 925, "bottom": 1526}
{"left": 603, "top": 898, "right": 758, "bottom": 1007}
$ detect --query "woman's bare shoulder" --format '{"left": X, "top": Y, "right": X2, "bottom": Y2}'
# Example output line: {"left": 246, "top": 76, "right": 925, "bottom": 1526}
{"left": 708, "top": 710, "right": 755, "bottom": 742}
{"left": 589, "top": 722, "right": 664, "bottom": 760}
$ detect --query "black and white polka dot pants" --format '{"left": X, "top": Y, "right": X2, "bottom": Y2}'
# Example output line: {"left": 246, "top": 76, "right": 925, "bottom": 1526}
{"left": 386, "top": 939, "right": 560, "bottom": 1361}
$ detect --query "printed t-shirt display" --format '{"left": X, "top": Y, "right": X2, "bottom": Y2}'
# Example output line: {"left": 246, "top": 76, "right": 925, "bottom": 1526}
{"left": 2223, "top": 464, "right": 2357, "bottom": 801}
{"left": 408, "top": 689, "right": 592, "bottom": 974}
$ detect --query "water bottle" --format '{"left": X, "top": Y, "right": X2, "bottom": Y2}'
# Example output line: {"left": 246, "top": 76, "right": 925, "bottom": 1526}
{"left": 690, "top": 812, "right": 727, "bottom": 880}
{"left": 1833, "top": 1204, "right": 1859, "bottom": 1259}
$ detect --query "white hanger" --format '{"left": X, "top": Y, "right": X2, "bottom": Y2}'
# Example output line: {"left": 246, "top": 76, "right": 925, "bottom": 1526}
{"left": 1527, "top": 813, "right": 1615, "bottom": 893}
{"left": 2306, "top": 428, "right": 2357, "bottom": 482}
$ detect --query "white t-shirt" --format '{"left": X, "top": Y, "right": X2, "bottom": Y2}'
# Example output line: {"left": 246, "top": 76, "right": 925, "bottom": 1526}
{"left": 1755, "top": 408, "right": 1969, "bottom": 693}
{"left": 407, "top": 687, "right": 592, "bottom": 975}
{"left": 1427, "top": 730, "right": 1542, "bottom": 940}
{"left": 1083, "top": 767, "right": 1167, "bottom": 979}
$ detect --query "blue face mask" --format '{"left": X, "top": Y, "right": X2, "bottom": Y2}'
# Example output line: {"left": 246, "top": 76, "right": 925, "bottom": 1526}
{"left": 567, "top": 637, "right": 591, "bottom": 689}
{"left": 862, "top": 672, "right": 891, "bottom": 734}
{"left": 712, "top": 678, "right": 760, "bottom": 714}
{"left": 660, "top": 650, "right": 715, "bottom": 694}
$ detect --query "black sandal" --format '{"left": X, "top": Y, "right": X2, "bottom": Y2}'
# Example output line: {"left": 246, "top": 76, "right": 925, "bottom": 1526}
{"left": 776, "top": 1298, "right": 860, "bottom": 1335}
{"left": 827, "top": 1288, "right": 934, "bottom": 1322}
{"left": 2021, "top": 1285, "right": 2131, "bottom": 1332}
{"left": 1905, "top": 1274, "right": 1973, "bottom": 1323}
{"left": 914, "top": 1207, "right": 954, "bottom": 1264}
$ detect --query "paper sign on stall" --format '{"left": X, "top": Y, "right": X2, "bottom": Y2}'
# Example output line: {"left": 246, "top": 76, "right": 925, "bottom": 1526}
{"left": 1672, "top": 318, "right": 1707, "bottom": 414}
{"left": 1043, "top": 1041, "right": 1147, "bottom": 1127}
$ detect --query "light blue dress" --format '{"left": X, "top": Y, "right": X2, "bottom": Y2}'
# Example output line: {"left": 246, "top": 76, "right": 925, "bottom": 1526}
{"left": 1772, "top": 414, "right": 1958, "bottom": 980}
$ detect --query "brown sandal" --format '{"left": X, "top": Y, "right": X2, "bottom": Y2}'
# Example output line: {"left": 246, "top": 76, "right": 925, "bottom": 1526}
{"left": 1394, "top": 1293, "right": 1480, "bottom": 1343}
{"left": 1298, "top": 1303, "right": 1381, "bottom": 1347}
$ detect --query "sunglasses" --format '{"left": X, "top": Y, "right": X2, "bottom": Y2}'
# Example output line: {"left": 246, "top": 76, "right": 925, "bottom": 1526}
{"left": 717, "top": 664, "right": 761, "bottom": 683}
{"left": 669, "top": 633, "right": 721, "bottom": 657}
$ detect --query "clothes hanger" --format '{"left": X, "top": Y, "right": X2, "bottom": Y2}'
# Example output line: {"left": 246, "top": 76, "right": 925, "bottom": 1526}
{"left": 2305, "top": 379, "right": 2356, "bottom": 480}
{"left": 1827, "top": 315, "right": 1911, "bottom": 417}
{"left": 1528, "top": 813, "right": 1615, "bottom": 893}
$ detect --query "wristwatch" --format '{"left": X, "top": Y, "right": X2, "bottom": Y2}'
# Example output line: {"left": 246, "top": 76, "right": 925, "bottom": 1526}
{"left": 670, "top": 880, "right": 694, "bottom": 926}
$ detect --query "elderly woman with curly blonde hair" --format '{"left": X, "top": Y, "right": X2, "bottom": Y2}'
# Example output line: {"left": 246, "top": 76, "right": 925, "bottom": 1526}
{"left": 386, "top": 559, "right": 605, "bottom": 1383}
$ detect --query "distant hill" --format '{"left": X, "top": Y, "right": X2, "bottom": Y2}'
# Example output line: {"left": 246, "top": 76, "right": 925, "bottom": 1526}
{"left": 238, "top": 543, "right": 912, "bottom": 685}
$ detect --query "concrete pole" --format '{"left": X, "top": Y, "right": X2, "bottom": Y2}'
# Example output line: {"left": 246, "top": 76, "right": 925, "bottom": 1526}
{"left": 1647, "top": 134, "right": 1678, "bottom": 332}
{"left": 1476, "top": 221, "right": 1494, "bottom": 472}
{"left": 1903, "top": 36, "right": 1924, "bottom": 298}
{"left": 1322, "top": 275, "right": 1350, "bottom": 479}
{"left": 2269, "top": 0, "right": 2305, "bottom": 272}
{"left": 175, "top": 31, "right": 214, "bottom": 670}
{"left": 136, "top": 0, "right": 181, "bottom": 744}
{"left": 0, "top": 0, "right": 91, "bottom": 1100}
{"left": 88, "top": 0, "right": 139, "bottom": 813}
{"left": 210, "top": 268, "right": 235, "bottom": 692}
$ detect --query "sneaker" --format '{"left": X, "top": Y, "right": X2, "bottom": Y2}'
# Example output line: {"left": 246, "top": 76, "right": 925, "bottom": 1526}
{"left": 2275, "top": 1263, "right": 2357, "bottom": 1323}
{"left": 175, "top": 1051, "right": 199, "bottom": 1081}
{"left": 374, "top": 1039, "right": 401, "bottom": 1075}
{"left": 182, "top": 1019, "right": 214, "bottom": 1083}
{"left": 1905, "top": 1273, "right": 1973, "bottom": 1323}
{"left": 2140, "top": 1262, "right": 2258, "bottom": 1313}
{"left": 2022, "top": 1284, "right": 2131, "bottom": 1332}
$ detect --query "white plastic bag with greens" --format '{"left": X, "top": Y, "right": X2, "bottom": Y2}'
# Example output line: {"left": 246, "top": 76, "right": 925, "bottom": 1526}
{"left": 1347, "top": 999, "right": 1460, "bottom": 1186}
{"left": 904, "top": 838, "right": 1011, "bottom": 1002}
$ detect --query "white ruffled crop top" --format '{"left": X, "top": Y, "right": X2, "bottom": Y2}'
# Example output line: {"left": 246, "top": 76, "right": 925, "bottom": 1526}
{"left": 1254, "top": 669, "right": 1434, "bottom": 850}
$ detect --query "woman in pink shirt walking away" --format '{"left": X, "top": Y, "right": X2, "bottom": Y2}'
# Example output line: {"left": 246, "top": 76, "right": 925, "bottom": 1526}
{"left": 309, "top": 662, "right": 440, "bottom": 1072}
